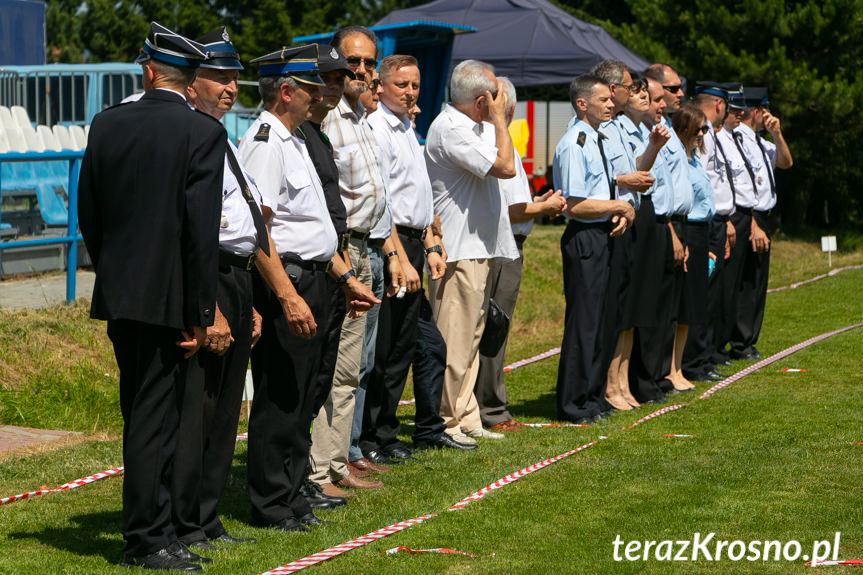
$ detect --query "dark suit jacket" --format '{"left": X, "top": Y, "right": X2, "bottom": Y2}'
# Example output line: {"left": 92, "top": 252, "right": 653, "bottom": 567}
{"left": 78, "top": 89, "right": 226, "bottom": 330}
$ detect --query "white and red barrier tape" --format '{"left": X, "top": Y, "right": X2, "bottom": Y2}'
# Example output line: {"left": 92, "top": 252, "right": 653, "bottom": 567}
{"left": 384, "top": 546, "right": 486, "bottom": 558}
{"left": 397, "top": 398, "right": 416, "bottom": 406}
{"left": 520, "top": 422, "right": 591, "bottom": 428}
{"left": 625, "top": 405, "right": 684, "bottom": 429}
{"left": 502, "top": 346, "right": 561, "bottom": 372}
{"left": 260, "top": 515, "right": 436, "bottom": 574}
{"left": 806, "top": 559, "right": 863, "bottom": 566}
{"left": 698, "top": 322, "right": 863, "bottom": 400}
{"left": 766, "top": 264, "right": 863, "bottom": 294}
{"left": 0, "top": 465, "right": 124, "bottom": 506}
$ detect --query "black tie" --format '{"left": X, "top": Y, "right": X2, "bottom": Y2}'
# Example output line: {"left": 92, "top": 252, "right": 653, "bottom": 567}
{"left": 597, "top": 132, "right": 617, "bottom": 199}
{"left": 225, "top": 142, "right": 270, "bottom": 257}
{"left": 755, "top": 132, "right": 776, "bottom": 196}
{"left": 732, "top": 131, "right": 759, "bottom": 196}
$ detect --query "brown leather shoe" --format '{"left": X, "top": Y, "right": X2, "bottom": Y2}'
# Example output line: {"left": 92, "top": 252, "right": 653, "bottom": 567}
{"left": 345, "top": 462, "right": 370, "bottom": 478}
{"left": 351, "top": 457, "right": 390, "bottom": 473}
{"left": 489, "top": 419, "right": 523, "bottom": 432}
{"left": 320, "top": 482, "right": 355, "bottom": 498}
{"left": 336, "top": 474, "right": 383, "bottom": 489}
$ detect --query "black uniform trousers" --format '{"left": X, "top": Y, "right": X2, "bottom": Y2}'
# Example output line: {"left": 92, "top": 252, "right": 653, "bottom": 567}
{"left": 704, "top": 218, "right": 729, "bottom": 365}
{"left": 107, "top": 320, "right": 190, "bottom": 556}
{"left": 557, "top": 221, "right": 612, "bottom": 422}
{"left": 247, "top": 265, "right": 335, "bottom": 526}
{"left": 629, "top": 210, "right": 674, "bottom": 402}
{"left": 681, "top": 220, "right": 714, "bottom": 377}
{"left": 361, "top": 233, "right": 425, "bottom": 452}
{"left": 172, "top": 265, "right": 253, "bottom": 544}
{"left": 411, "top": 294, "right": 447, "bottom": 443}
{"left": 730, "top": 209, "right": 772, "bottom": 356}
{"left": 715, "top": 211, "right": 751, "bottom": 358}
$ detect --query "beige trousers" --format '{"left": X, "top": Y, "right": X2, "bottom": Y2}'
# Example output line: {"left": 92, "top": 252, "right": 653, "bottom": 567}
{"left": 309, "top": 239, "right": 370, "bottom": 484}
{"left": 428, "top": 258, "right": 491, "bottom": 435}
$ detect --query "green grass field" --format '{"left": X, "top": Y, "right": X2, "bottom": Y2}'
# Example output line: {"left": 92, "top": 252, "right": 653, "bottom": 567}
{"left": 1, "top": 226, "right": 862, "bottom": 574}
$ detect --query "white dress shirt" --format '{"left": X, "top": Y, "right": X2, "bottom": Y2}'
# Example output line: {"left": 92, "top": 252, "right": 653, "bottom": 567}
{"left": 734, "top": 122, "right": 777, "bottom": 211}
{"left": 715, "top": 126, "right": 756, "bottom": 209}
{"left": 219, "top": 140, "right": 270, "bottom": 256}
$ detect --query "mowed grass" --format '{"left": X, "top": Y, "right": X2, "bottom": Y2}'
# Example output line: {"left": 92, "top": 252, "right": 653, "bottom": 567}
{"left": 1, "top": 227, "right": 862, "bottom": 574}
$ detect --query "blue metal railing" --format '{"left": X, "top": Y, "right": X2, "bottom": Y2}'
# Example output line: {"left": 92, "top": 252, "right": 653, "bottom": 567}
{"left": 0, "top": 150, "right": 85, "bottom": 304}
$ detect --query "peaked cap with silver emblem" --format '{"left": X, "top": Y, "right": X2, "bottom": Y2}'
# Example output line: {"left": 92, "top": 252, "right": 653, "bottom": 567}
{"left": 134, "top": 22, "right": 207, "bottom": 68}
{"left": 316, "top": 45, "right": 355, "bottom": 79}
{"left": 251, "top": 44, "right": 324, "bottom": 86}
{"left": 196, "top": 26, "right": 243, "bottom": 70}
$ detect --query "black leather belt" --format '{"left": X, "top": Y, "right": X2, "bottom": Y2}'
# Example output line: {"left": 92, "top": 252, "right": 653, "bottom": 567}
{"left": 349, "top": 229, "right": 370, "bottom": 243}
{"left": 656, "top": 214, "right": 687, "bottom": 224}
{"left": 280, "top": 254, "right": 332, "bottom": 273}
{"left": 514, "top": 234, "right": 528, "bottom": 249}
{"left": 395, "top": 225, "right": 427, "bottom": 241}
{"left": 219, "top": 249, "right": 256, "bottom": 270}
{"left": 369, "top": 237, "right": 386, "bottom": 249}
{"left": 713, "top": 214, "right": 730, "bottom": 223}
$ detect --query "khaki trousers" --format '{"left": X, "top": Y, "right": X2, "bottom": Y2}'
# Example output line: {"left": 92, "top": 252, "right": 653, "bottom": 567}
{"left": 428, "top": 258, "right": 491, "bottom": 435}
{"left": 309, "top": 239, "right": 370, "bottom": 484}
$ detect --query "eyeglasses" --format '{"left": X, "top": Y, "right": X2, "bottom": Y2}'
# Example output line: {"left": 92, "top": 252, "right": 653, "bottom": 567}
{"left": 369, "top": 78, "right": 381, "bottom": 90}
{"left": 618, "top": 83, "right": 633, "bottom": 93}
{"left": 663, "top": 84, "right": 683, "bottom": 94}
{"left": 345, "top": 56, "right": 377, "bottom": 70}
{"left": 699, "top": 125, "right": 710, "bottom": 134}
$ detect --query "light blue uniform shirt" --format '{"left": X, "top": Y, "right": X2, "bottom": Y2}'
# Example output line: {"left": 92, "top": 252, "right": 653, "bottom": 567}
{"left": 640, "top": 123, "right": 673, "bottom": 215}
{"left": 554, "top": 119, "right": 614, "bottom": 223}
{"left": 687, "top": 155, "right": 716, "bottom": 222}
{"left": 600, "top": 115, "right": 639, "bottom": 208}
{"left": 660, "top": 116, "right": 694, "bottom": 216}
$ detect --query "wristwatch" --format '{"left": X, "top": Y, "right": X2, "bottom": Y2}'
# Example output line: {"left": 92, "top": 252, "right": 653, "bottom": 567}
{"left": 425, "top": 245, "right": 443, "bottom": 256}
{"left": 337, "top": 269, "right": 356, "bottom": 286}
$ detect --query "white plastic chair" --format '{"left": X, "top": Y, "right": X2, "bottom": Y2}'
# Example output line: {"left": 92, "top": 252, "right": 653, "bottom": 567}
{"left": 0, "top": 130, "right": 10, "bottom": 153}
{"left": 52, "top": 125, "right": 79, "bottom": 151}
{"left": 4, "top": 127, "right": 28, "bottom": 153}
{"left": 69, "top": 125, "right": 87, "bottom": 149}
{"left": 0, "top": 106, "right": 15, "bottom": 129}
{"left": 11, "top": 105, "right": 32, "bottom": 130}
{"left": 37, "top": 125, "right": 62, "bottom": 152}
{"left": 21, "top": 126, "right": 45, "bottom": 152}
{"left": 84, "top": 124, "right": 90, "bottom": 138}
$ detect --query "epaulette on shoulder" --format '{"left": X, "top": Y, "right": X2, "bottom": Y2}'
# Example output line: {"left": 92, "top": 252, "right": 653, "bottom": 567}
{"left": 577, "top": 132, "right": 586, "bottom": 147}
{"left": 254, "top": 123, "right": 271, "bottom": 142}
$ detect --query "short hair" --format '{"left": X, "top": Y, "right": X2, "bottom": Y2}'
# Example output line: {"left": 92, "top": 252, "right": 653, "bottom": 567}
{"left": 693, "top": 92, "right": 722, "bottom": 107}
{"left": 499, "top": 76, "right": 516, "bottom": 109}
{"left": 590, "top": 60, "right": 628, "bottom": 86}
{"left": 379, "top": 54, "right": 418, "bottom": 81}
{"left": 331, "top": 26, "right": 378, "bottom": 51}
{"left": 643, "top": 64, "right": 667, "bottom": 83}
{"left": 671, "top": 102, "right": 707, "bottom": 157}
{"left": 146, "top": 59, "right": 196, "bottom": 87}
{"left": 569, "top": 74, "right": 607, "bottom": 108}
{"left": 258, "top": 75, "right": 299, "bottom": 108}
{"left": 629, "top": 72, "right": 647, "bottom": 95}
{"left": 450, "top": 59, "right": 496, "bottom": 105}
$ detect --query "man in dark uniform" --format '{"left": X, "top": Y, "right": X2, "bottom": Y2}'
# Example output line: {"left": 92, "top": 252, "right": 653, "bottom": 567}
{"left": 172, "top": 28, "right": 322, "bottom": 551}
{"left": 238, "top": 44, "right": 378, "bottom": 533}
{"left": 77, "top": 22, "right": 224, "bottom": 572}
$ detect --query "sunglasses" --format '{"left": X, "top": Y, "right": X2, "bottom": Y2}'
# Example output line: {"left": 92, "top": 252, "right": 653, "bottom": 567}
{"left": 369, "top": 78, "right": 381, "bottom": 90}
{"left": 345, "top": 56, "right": 377, "bottom": 70}
{"left": 663, "top": 84, "right": 683, "bottom": 94}
{"left": 699, "top": 125, "right": 710, "bottom": 134}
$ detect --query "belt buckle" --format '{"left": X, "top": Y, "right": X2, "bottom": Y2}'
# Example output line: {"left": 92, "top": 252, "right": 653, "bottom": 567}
{"left": 245, "top": 253, "right": 256, "bottom": 270}
{"left": 420, "top": 228, "right": 427, "bottom": 240}
{"left": 324, "top": 260, "right": 333, "bottom": 273}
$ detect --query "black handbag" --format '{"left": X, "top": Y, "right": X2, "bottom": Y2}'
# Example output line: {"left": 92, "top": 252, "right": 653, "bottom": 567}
{"left": 478, "top": 267, "right": 510, "bottom": 357}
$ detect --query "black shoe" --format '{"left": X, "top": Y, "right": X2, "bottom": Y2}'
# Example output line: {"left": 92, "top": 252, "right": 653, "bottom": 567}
{"left": 705, "top": 370, "right": 725, "bottom": 381}
{"left": 298, "top": 512, "right": 331, "bottom": 526}
{"left": 121, "top": 547, "right": 202, "bottom": 572}
{"left": 301, "top": 477, "right": 347, "bottom": 509}
{"left": 365, "top": 449, "right": 401, "bottom": 465}
{"left": 167, "top": 542, "right": 212, "bottom": 564}
{"left": 210, "top": 532, "right": 256, "bottom": 545}
{"left": 414, "top": 434, "right": 478, "bottom": 451}
{"left": 731, "top": 349, "right": 762, "bottom": 361}
{"left": 572, "top": 416, "right": 594, "bottom": 424}
{"left": 270, "top": 518, "right": 311, "bottom": 533}
{"left": 187, "top": 540, "right": 218, "bottom": 552}
{"left": 383, "top": 445, "right": 413, "bottom": 460}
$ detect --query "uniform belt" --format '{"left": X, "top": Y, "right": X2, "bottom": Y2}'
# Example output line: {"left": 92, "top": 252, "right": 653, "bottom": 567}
{"left": 280, "top": 254, "right": 333, "bottom": 273}
{"left": 219, "top": 249, "right": 256, "bottom": 270}
{"left": 713, "top": 214, "right": 730, "bottom": 223}
{"left": 395, "top": 225, "right": 427, "bottom": 241}
{"left": 368, "top": 237, "right": 386, "bottom": 249}
{"left": 349, "top": 229, "right": 370, "bottom": 244}
{"left": 514, "top": 234, "right": 528, "bottom": 249}
{"left": 736, "top": 206, "right": 759, "bottom": 216}
{"left": 656, "top": 214, "right": 687, "bottom": 224}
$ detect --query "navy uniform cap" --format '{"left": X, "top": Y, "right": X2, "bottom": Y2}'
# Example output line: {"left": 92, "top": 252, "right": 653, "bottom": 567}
{"left": 719, "top": 82, "right": 746, "bottom": 109}
{"left": 197, "top": 27, "right": 243, "bottom": 70}
{"left": 134, "top": 22, "right": 207, "bottom": 68}
{"left": 743, "top": 86, "right": 769, "bottom": 108}
{"left": 317, "top": 45, "right": 356, "bottom": 79}
{"left": 694, "top": 81, "right": 727, "bottom": 99}
{"left": 251, "top": 44, "right": 324, "bottom": 86}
